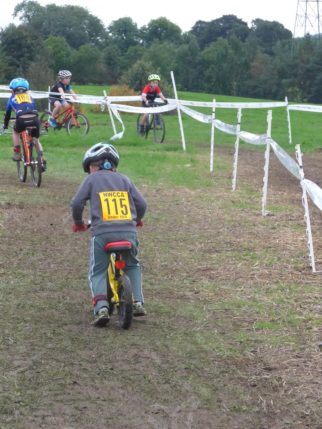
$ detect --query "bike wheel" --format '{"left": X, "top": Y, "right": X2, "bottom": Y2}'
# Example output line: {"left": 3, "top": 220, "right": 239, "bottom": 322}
{"left": 144, "top": 113, "right": 154, "bottom": 140}
{"left": 117, "top": 274, "right": 133, "bottom": 329}
{"left": 107, "top": 277, "right": 115, "bottom": 316}
{"left": 136, "top": 114, "right": 142, "bottom": 135}
{"left": 17, "top": 141, "right": 27, "bottom": 183}
{"left": 67, "top": 112, "right": 90, "bottom": 136}
{"left": 152, "top": 114, "right": 165, "bottom": 143}
{"left": 29, "top": 146, "right": 42, "bottom": 187}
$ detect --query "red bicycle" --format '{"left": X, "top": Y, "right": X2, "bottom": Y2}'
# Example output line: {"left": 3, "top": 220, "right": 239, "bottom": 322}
{"left": 17, "top": 127, "right": 43, "bottom": 187}
{"left": 40, "top": 103, "right": 90, "bottom": 136}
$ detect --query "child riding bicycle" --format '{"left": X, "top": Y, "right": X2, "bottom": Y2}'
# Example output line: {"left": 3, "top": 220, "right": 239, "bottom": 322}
{"left": 138, "top": 74, "right": 167, "bottom": 135}
{"left": 49, "top": 70, "right": 77, "bottom": 128}
{"left": 71, "top": 142, "right": 147, "bottom": 327}
{"left": 2, "top": 77, "right": 46, "bottom": 168}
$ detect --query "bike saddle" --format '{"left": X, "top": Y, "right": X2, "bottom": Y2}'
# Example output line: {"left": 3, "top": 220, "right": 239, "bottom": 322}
{"left": 104, "top": 241, "right": 132, "bottom": 252}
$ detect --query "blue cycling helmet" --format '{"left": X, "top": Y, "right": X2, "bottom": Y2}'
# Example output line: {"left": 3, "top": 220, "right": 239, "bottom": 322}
{"left": 9, "top": 77, "right": 29, "bottom": 92}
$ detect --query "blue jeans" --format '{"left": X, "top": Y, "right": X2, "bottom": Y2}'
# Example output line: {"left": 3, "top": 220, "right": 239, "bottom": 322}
{"left": 88, "top": 231, "right": 144, "bottom": 314}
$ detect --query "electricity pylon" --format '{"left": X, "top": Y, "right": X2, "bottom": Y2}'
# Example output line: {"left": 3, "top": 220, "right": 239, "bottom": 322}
{"left": 294, "top": 0, "right": 322, "bottom": 38}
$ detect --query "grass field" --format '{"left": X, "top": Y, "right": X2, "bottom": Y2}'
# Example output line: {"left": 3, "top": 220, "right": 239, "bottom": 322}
{"left": 1, "top": 90, "right": 322, "bottom": 428}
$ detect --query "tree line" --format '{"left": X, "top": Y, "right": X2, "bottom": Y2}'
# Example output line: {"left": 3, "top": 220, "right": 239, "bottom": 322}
{"left": 1, "top": 0, "right": 322, "bottom": 102}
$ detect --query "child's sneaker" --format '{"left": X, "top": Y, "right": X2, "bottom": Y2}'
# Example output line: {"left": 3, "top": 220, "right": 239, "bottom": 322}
{"left": 93, "top": 307, "right": 110, "bottom": 327}
{"left": 133, "top": 302, "right": 147, "bottom": 317}
{"left": 49, "top": 118, "right": 57, "bottom": 128}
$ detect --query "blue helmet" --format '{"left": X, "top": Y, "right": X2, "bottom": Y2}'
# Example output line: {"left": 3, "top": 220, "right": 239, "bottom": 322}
{"left": 9, "top": 77, "right": 29, "bottom": 92}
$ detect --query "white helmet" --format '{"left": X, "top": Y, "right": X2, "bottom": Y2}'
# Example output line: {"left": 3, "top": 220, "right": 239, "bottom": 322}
{"left": 58, "top": 70, "right": 72, "bottom": 79}
{"left": 83, "top": 142, "right": 120, "bottom": 173}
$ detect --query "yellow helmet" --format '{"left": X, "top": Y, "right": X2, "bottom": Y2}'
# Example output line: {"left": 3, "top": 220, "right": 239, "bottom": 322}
{"left": 148, "top": 74, "right": 160, "bottom": 81}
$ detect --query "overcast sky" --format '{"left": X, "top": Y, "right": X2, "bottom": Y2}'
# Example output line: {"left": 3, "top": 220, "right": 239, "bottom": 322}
{"left": 0, "top": 0, "right": 315, "bottom": 36}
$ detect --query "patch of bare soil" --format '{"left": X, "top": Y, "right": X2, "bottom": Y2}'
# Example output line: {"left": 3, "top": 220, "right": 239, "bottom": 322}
{"left": 1, "top": 147, "right": 322, "bottom": 429}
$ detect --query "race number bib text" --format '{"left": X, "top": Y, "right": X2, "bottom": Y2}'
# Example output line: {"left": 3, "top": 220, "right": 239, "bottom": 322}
{"left": 15, "top": 94, "right": 32, "bottom": 104}
{"left": 99, "top": 191, "right": 132, "bottom": 221}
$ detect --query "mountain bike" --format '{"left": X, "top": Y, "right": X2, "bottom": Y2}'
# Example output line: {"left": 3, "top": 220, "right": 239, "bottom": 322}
{"left": 17, "top": 126, "right": 43, "bottom": 187}
{"left": 104, "top": 240, "right": 133, "bottom": 329}
{"left": 40, "top": 103, "right": 90, "bottom": 136}
{"left": 136, "top": 101, "right": 166, "bottom": 143}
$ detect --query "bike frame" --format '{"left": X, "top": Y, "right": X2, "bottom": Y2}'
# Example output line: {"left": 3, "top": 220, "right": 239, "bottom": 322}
{"left": 54, "top": 104, "right": 75, "bottom": 126}
{"left": 107, "top": 252, "right": 125, "bottom": 305}
{"left": 21, "top": 129, "right": 32, "bottom": 164}
{"left": 17, "top": 127, "right": 42, "bottom": 187}
{"left": 105, "top": 240, "right": 131, "bottom": 305}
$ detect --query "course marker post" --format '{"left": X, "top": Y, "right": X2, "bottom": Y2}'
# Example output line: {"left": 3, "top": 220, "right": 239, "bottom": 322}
{"left": 170, "top": 71, "right": 186, "bottom": 151}
{"left": 261, "top": 110, "right": 272, "bottom": 216}
{"left": 210, "top": 99, "right": 216, "bottom": 174}
{"left": 232, "top": 108, "right": 242, "bottom": 191}
{"left": 296, "top": 144, "right": 316, "bottom": 273}
{"left": 103, "top": 90, "right": 117, "bottom": 136}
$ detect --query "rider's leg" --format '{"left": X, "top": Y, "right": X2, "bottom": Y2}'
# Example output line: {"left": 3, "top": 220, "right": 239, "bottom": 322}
{"left": 34, "top": 138, "right": 46, "bottom": 170}
{"left": 139, "top": 113, "right": 149, "bottom": 134}
{"left": 93, "top": 232, "right": 145, "bottom": 306}
{"left": 51, "top": 100, "right": 63, "bottom": 118}
{"left": 12, "top": 129, "right": 21, "bottom": 161}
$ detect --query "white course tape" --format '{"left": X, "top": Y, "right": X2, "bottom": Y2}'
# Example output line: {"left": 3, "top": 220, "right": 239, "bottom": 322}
{"left": 302, "top": 179, "right": 322, "bottom": 211}
{"left": 288, "top": 104, "right": 322, "bottom": 113}
{"left": 269, "top": 138, "right": 301, "bottom": 179}
{"left": 238, "top": 131, "right": 267, "bottom": 145}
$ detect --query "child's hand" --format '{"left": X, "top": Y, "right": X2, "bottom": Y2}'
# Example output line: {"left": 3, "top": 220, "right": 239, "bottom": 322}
{"left": 72, "top": 223, "right": 88, "bottom": 232}
{"left": 136, "top": 220, "right": 143, "bottom": 227}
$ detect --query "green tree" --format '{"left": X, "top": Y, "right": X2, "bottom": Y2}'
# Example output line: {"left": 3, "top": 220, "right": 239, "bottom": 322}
{"left": 44, "top": 35, "right": 73, "bottom": 74}
{"left": 244, "top": 50, "right": 280, "bottom": 99}
{"left": 25, "top": 57, "right": 54, "bottom": 91}
{"left": 14, "top": 1, "right": 106, "bottom": 49}
{"left": 173, "top": 34, "right": 202, "bottom": 90}
{"left": 121, "top": 59, "right": 155, "bottom": 92}
{"left": 0, "top": 23, "right": 45, "bottom": 78}
{"left": 250, "top": 19, "right": 292, "bottom": 55}
{"left": 142, "top": 17, "right": 182, "bottom": 45}
{"left": 201, "top": 37, "right": 249, "bottom": 95}
{"left": 0, "top": 49, "right": 11, "bottom": 83}
{"left": 102, "top": 44, "right": 124, "bottom": 84}
{"left": 141, "top": 41, "right": 177, "bottom": 83}
{"left": 191, "top": 15, "right": 250, "bottom": 49}
{"left": 107, "top": 18, "right": 140, "bottom": 52}
{"left": 72, "top": 45, "right": 106, "bottom": 84}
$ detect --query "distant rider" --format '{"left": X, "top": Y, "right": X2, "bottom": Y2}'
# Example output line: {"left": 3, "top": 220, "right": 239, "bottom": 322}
{"left": 138, "top": 74, "right": 167, "bottom": 135}
{"left": 49, "top": 70, "right": 77, "bottom": 128}
{"left": 2, "top": 77, "right": 46, "bottom": 169}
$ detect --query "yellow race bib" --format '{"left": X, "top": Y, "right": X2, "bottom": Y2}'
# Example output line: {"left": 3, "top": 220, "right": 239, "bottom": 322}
{"left": 99, "top": 191, "right": 132, "bottom": 221}
{"left": 15, "top": 93, "right": 31, "bottom": 104}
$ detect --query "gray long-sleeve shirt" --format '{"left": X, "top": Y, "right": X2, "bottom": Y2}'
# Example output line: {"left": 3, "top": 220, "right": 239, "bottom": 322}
{"left": 71, "top": 169, "right": 147, "bottom": 236}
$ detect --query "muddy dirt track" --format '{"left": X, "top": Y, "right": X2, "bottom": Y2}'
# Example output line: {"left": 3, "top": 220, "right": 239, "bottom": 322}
{"left": 1, "top": 146, "right": 322, "bottom": 428}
